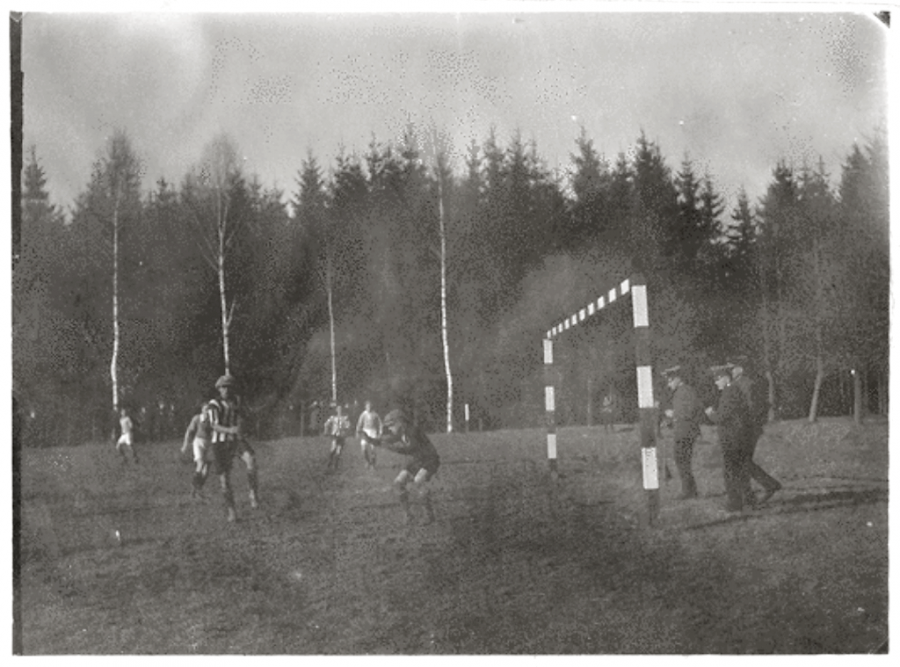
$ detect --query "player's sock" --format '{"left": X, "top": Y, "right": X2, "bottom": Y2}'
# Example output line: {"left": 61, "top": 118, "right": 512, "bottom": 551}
{"left": 423, "top": 490, "right": 435, "bottom": 523}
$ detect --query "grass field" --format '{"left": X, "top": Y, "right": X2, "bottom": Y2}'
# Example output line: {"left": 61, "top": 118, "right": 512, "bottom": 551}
{"left": 17, "top": 417, "right": 888, "bottom": 654}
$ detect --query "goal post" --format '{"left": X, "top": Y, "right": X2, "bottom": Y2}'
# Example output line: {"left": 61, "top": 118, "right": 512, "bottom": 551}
{"left": 543, "top": 274, "right": 660, "bottom": 525}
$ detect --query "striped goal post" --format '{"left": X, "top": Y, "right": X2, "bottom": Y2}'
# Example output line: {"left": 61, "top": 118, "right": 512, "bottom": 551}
{"left": 543, "top": 274, "right": 660, "bottom": 525}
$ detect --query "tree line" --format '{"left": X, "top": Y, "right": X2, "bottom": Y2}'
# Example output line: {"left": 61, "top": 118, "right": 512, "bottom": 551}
{"left": 12, "top": 123, "right": 888, "bottom": 447}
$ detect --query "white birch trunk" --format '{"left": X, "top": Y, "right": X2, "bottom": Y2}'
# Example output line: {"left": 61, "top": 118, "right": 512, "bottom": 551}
{"left": 807, "top": 238, "right": 824, "bottom": 423}
{"left": 111, "top": 197, "right": 120, "bottom": 431}
{"left": 218, "top": 232, "right": 231, "bottom": 375}
{"left": 438, "top": 177, "right": 453, "bottom": 433}
{"left": 326, "top": 252, "right": 337, "bottom": 405}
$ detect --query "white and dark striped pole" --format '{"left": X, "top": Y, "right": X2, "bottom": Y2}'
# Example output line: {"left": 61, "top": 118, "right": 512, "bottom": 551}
{"left": 544, "top": 274, "right": 659, "bottom": 523}
{"left": 631, "top": 274, "right": 660, "bottom": 525}
{"left": 543, "top": 337, "right": 557, "bottom": 475}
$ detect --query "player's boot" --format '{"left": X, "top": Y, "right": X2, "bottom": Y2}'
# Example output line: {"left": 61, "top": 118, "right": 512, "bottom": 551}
{"left": 226, "top": 506, "right": 237, "bottom": 522}
{"left": 249, "top": 489, "right": 260, "bottom": 510}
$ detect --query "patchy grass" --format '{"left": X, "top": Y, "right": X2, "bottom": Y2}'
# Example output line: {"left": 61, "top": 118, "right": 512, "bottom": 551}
{"left": 17, "top": 417, "right": 887, "bottom": 654}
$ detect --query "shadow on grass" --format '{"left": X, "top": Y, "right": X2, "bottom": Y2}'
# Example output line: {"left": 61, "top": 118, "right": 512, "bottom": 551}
{"left": 686, "top": 487, "right": 887, "bottom": 531}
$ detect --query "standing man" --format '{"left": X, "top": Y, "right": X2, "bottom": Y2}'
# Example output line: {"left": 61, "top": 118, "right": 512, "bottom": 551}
{"left": 323, "top": 404, "right": 351, "bottom": 472}
{"left": 730, "top": 357, "right": 782, "bottom": 504}
{"left": 663, "top": 366, "right": 705, "bottom": 500}
{"left": 115, "top": 407, "right": 139, "bottom": 465}
{"left": 181, "top": 401, "right": 212, "bottom": 501}
{"left": 600, "top": 393, "right": 615, "bottom": 433}
{"left": 356, "top": 400, "right": 383, "bottom": 470}
{"left": 207, "top": 374, "right": 260, "bottom": 522}
{"left": 706, "top": 365, "right": 753, "bottom": 513}
{"left": 372, "top": 409, "right": 440, "bottom": 525}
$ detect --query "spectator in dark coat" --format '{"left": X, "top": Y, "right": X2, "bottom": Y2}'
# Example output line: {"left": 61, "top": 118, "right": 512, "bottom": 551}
{"left": 706, "top": 365, "right": 753, "bottom": 513}
{"left": 663, "top": 366, "right": 705, "bottom": 500}
{"left": 730, "top": 357, "right": 782, "bottom": 504}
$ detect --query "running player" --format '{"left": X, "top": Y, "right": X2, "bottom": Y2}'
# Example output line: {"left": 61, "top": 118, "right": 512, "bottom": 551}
{"left": 323, "top": 404, "right": 351, "bottom": 472}
{"left": 206, "top": 374, "right": 260, "bottom": 522}
{"left": 355, "top": 400, "right": 382, "bottom": 469}
{"left": 372, "top": 409, "right": 440, "bottom": 524}
{"left": 181, "top": 402, "right": 212, "bottom": 501}
{"left": 115, "top": 407, "right": 139, "bottom": 464}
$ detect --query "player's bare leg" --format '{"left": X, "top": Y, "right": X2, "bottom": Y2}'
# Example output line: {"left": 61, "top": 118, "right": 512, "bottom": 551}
{"left": 241, "top": 448, "right": 259, "bottom": 509}
{"left": 413, "top": 468, "right": 435, "bottom": 524}
{"left": 394, "top": 470, "right": 413, "bottom": 524}
{"left": 219, "top": 473, "right": 237, "bottom": 522}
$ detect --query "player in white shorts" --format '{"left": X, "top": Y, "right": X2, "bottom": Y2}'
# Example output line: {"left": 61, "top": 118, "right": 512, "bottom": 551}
{"left": 355, "top": 400, "right": 383, "bottom": 469}
{"left": 181, "top": 403, "right": 213, "bottom": 500}
{"left": 116, "top": 407, "right": 139, "bottom": 464}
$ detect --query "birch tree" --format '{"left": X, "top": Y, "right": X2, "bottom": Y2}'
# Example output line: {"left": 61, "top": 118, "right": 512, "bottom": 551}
{"left": 75, "top": 132, "right": 143, "bottom": 424}
{"left": 184, "top": 134, "right": 244, "bottom": 375}
{"left": 431, "top": 132, "right": 454, "bottom": 434}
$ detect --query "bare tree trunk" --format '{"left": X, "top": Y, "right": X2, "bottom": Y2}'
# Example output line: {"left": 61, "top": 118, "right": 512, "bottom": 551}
{"left": 110, "top": 197, "right": 120, "bottom": 439}
{"left": 438, "top": 177, "right": 453, "bottom": 434}
{"left": 807, "top": 239, "right": 824, "bottom": 423}
{"left": 218, "top": 238, "right": 231, "bottom": 374}
{"left": 326, "top": 253, "right": 337, "bottom": 405}
{"left": 586, "top": 376, "right": 593, "bottom": 427}
{"left": 760, "top": 271, "right": 777, "bottom": 423}
{"left": 808, "top": 349, "right": 824, "bottom": 423}
{"left": 852, "top": 368, "right": 864, "bottom": 425}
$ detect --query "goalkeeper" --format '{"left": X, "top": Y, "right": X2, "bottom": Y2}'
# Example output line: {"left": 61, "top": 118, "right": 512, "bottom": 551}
{"left": 372, "top": 409, "right": 440, "bottom": 524}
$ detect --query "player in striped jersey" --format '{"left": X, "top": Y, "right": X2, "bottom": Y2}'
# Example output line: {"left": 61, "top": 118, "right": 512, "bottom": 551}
{"left": 206, "top": 374, "right": 260, "bottom": 522}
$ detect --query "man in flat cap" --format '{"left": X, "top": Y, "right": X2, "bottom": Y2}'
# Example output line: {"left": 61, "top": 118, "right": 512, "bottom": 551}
{"left": 206, "top": 373, "right": 260, "bottom": 522}
{"left": 706, "top": 365, "right": 753, "bottom": 513}
{"left": 664, "top": 366, "right": 705, "bottom": 500}
{"left": 729, "top": 357, "right": 781, "bottom": 504}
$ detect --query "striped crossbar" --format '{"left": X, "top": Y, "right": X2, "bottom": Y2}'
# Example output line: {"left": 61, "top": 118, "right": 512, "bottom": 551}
{"left": 542, "top": 274, "right": 660, "bottom": 524}
{"left": 545, "top": 278, "right": 631, "bottom": 340}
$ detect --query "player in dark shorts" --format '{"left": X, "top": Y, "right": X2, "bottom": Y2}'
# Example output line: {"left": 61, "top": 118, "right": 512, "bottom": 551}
{"left": 373, "top": 409, "right": 440, "bottom": 524}
{"left": 206, "top": 374, "right": 260, "bottom": 522}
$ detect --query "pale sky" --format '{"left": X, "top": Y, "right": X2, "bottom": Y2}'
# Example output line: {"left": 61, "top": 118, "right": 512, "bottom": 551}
{"left": 18, "top": 7, "right": 891, "bottom": 215}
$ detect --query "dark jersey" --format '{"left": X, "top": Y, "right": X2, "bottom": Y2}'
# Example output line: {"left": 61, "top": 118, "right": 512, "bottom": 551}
{"left": 381, "top": 425, "right": 439, "bottom": 466}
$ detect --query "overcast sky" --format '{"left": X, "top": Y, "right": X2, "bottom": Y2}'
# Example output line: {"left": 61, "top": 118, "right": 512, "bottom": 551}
{"left": 20, "top": 8, "right": 889, "bottom": 215}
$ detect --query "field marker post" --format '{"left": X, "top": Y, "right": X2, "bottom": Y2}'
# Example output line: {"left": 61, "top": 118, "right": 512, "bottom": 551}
{"left": 543, "top": 337, "right": 558, "bottom": 476}
{"left": 631, "top": 274, "right": 659, "bottom": 526}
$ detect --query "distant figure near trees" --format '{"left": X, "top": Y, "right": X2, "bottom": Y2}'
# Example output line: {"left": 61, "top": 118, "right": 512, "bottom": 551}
{"left": 600, "top": 393, "right": 615, "bottom": 433}
{"left": 323, "top": 404, "right": 351, "bottom": 473}
{"left": 115, "top": 407, "right": 139, "bottom": 465}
